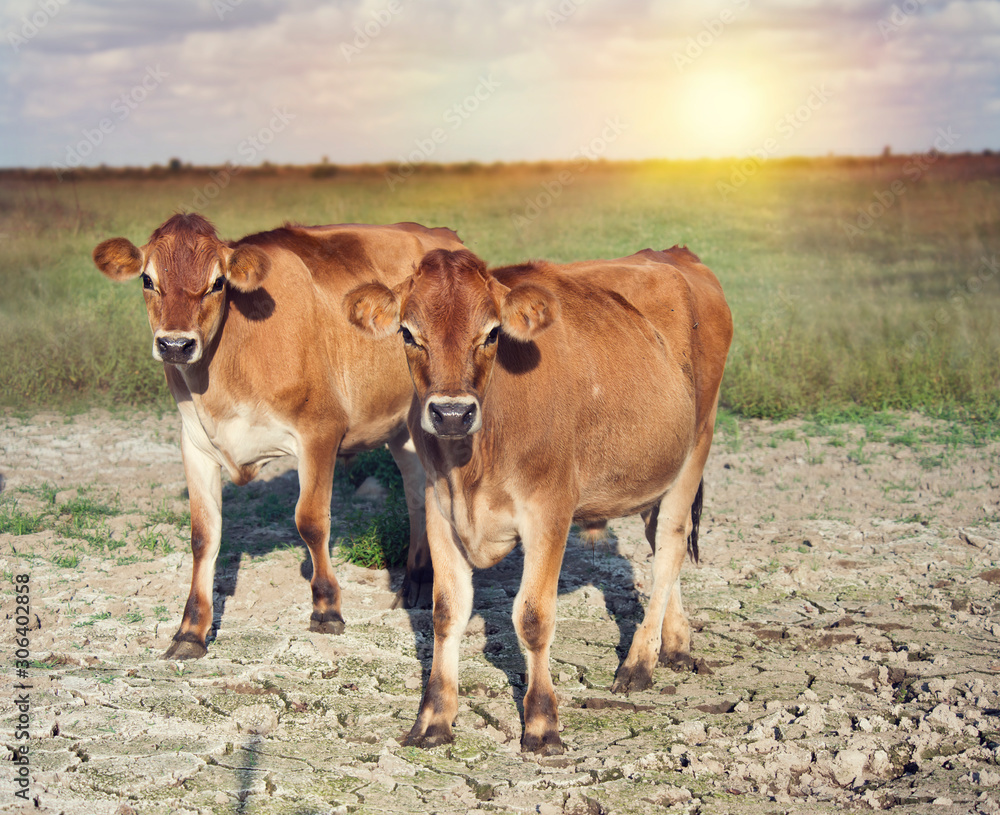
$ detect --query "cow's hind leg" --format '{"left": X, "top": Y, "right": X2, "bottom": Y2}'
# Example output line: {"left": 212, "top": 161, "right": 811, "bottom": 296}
{"left": 387, "top": 428, "right": 432, "bottom": 609}
{"left": 612, "top": 430, "right": 713, "bottom": 693}
{"left": 660, "top": 480, "right": 702, "bottom": 668}
{"left": 638, "top": 503, "right": 693, "bottom": 669}
{"left": 298, "top": 440, "right": 345, "bottom": 635}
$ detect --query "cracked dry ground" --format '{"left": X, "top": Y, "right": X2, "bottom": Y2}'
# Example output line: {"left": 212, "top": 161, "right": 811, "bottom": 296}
{"left": 1, "top": 410, "right": 999, "bottom": 815}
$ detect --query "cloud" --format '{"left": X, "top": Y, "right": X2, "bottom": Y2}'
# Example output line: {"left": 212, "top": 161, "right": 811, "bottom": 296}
{"left": 1, "top": 0, "right": 997, "bottom": 168}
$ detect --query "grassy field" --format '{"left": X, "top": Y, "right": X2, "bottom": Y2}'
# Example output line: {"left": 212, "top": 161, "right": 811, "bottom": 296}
{"left": 1, "top": 156, "right": 998, "bottom": 421}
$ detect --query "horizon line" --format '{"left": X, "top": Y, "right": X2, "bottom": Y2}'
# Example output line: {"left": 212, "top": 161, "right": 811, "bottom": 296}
{"left": 3, "top": 148, "right": 999, "bottom": 176}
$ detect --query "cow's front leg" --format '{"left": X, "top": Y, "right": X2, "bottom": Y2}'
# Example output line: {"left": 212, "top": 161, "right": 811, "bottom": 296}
{"left": 387, "top": 428, "right": 432, "bottom": 609}
{"left": 165, "top": 428, "right": 222, "bottom": 660}
{"left": 403, "top": 491, "right": 472, "bottom": 747}
{"left": 515, "top": 515, "right": 571, "bottom": 755}
{"left": 297, "top": 440, "right": 345, "bottom": 634}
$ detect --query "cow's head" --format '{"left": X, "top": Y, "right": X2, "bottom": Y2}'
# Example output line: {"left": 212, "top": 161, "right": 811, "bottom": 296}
{"left": 344, "top": 248, "right": 558, "bottom": 439}
{"left": 92, "top": 213, "right": 271, "bottom": 365}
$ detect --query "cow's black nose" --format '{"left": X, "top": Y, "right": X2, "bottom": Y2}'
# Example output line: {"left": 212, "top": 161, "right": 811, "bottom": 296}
{"left": 429, "top": 401, "right": 477, "bottom": 437}
{"left": 157, "top": 336, "right": 196, "bottom": 363}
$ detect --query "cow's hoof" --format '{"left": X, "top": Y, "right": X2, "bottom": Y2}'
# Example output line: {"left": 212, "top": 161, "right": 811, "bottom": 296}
{"left": 401, "top": 723, "right": 453, "bottom": 748}
{"left": 521, "top": 731, "right": 564, "bottom": 756}
{"left": 610, "top": 663, "right": 654, "bottom": 695}
{"left": 310, "top": 611, "right": 345, "bottom": 635}
{"left": 400, "top": 575, "right": 433, "bottom": 610}
{"left": 163, "top": 636, "right": 208, "bottom": 660}
{"left": 659, "top": 651, "right": 695, "bottom": 672}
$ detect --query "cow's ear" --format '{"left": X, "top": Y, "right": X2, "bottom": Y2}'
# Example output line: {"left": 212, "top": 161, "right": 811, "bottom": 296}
{"left": 93, "top": 238, "right": 144, "bottom": 281}
{"left": 343, "top": 281, "right": 400, "bottom": 337}
{"left": 222, "top": 245, "right": 271, "bottom": 292}
{"left": 500, "top": 282, "right": 559, "bottom": 341}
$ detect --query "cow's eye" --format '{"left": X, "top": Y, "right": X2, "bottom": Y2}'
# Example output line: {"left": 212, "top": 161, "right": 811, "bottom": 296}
{"left": 209, "top": 277, "right": 225, "bottom": 294}
{"left": 140, "top": 273, "right": 154, "bottom": 291}
{"left": 400, "top": 326, "right": 417, "bottom": 346}
{"left": 484, "top": 326, "right": 500, "bottom": 347}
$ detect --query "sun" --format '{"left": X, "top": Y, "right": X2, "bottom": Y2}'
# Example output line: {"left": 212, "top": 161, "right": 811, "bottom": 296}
{"left": 674, "top": 71, "right": 767, "bottom": 158}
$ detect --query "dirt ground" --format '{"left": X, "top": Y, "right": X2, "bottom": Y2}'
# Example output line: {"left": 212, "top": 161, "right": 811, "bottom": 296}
{"left": 1, "top": 409, "right": 999, "bottom": 815}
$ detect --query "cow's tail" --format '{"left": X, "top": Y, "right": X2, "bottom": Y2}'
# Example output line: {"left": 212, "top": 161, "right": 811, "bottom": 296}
{"left": 687, "top": 479, "right": 703, "bottom": 564}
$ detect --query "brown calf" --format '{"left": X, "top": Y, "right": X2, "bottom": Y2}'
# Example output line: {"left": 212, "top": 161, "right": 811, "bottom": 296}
{"left": 345, "top": 246, "right": 732, "bottom": 754}
{"left": 93, "top": 214, "right": 464, "bottom": 659}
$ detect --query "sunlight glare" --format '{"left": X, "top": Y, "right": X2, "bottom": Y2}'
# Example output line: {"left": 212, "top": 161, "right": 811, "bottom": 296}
{"left": 675, "top": 71, "right": 766, "bottom": 157}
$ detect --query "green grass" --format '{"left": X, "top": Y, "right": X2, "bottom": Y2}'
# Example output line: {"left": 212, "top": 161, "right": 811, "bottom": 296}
{"left": 54, "top": 491, "right": 122, "bottom": 552}
{"left": 72, "top": 611, "right": 112, "bottom": 628}
{"left": 148, "top": 501, "right": 190, "bottom": 528}
{"left": 1, "top": 157, "right": 998, "bottom": 421}
{"left": 135, "top": 526, "right": 175, "bottom": 555}
{"left": 51, "top": 549, "right": 81, "bottom": 568}
{"left": 17, "top": 483, "right": 59, "bottom": 505}
{"left": 0, "top": 497, "right": 44, "bottom": 535}
{"left": 60, "top": 493, "right": 119, "bottom": 520}
{"left": 335, "top": 453, "right": 410, "bottom": 569}
{"left": 3, "top": 483, "right": 187, "bottom": 564}
{"left": 343, "top": 449, "right": 406, "bottom": 492}
{"left": 337, "top": 493, "right": 410, "bottom": 570}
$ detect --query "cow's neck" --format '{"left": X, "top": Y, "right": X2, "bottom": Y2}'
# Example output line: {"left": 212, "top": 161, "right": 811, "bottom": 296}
{"left": 165, "top": 325, "right": 226, "bottom": 401}
{"left": 427, "top": 433, "right": 477, "bottom": 475}
{"left": 426, "top": 427, "right": 516, "bottom": 566}
{"left": 423, "top": 426, "right": 479, "bottom": 487}
{"left": 163, "top": 356, "right": 209, "bottom": 403}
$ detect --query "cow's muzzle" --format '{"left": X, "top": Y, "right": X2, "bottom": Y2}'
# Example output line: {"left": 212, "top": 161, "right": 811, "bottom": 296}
{"left": 423, "top": 395, "right": 481, "bottom": 438}
{"left": 153, "top": 332, "right": 201, "bottom": 365}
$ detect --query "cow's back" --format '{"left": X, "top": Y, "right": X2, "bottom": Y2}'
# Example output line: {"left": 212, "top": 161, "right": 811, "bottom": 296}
{"left": 562, "top": 246, "right": 732, "bottom": 431}
{"left": 234, "top": 222, "right": 463, "bottom": 298}
{"left": 487, "top": 248, "right": 731, "bottom": 519}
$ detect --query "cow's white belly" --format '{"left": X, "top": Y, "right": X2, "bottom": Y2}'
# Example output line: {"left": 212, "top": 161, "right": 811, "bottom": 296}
{"left": 178, "top": 399, "right": 299, "bottom": 482}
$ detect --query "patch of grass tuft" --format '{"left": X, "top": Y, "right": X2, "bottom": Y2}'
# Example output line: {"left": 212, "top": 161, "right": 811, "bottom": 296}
{"left": 136, "top": 527, "right": 175, "bottom": 555}
{"left": 338, "top": 488, "right": 410, "bottom": 570}
{"left": 0, "top": 498, "right": 44, "bottom": 535}
{"left": 52, "top": 550, "right": 81, "bottom": 568}
{"left": 73, "top": 611, "right": 112, "bottom": 628}
{"left": 342, "top": 448, "right": 405, "bottom": 492}
{"left": 149, "top": 501, "right": 190, "bottom": 528}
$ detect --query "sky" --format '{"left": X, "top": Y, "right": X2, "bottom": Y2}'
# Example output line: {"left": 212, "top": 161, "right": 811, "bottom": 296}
{"left": 1, "top": 0, "right": 998, "bottom": 171}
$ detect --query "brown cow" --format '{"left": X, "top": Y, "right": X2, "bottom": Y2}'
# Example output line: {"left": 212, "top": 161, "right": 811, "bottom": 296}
{"left": 93, "top": 214, "right": 464, "bottom": 659}
{"left": 344, "top": 246, "right": 732, "bottom": 754}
